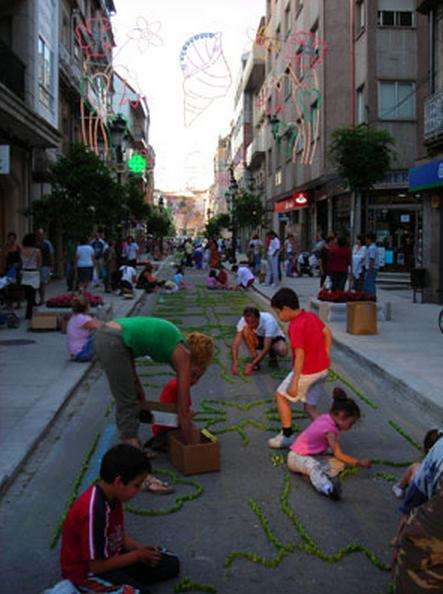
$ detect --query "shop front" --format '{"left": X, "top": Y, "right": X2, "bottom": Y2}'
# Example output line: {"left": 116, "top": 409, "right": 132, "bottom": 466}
{"left": 275, "top": 192, "right": 310, "bottom": 249}
{"left": 366, "top": 193, "right": 422, "bottom": 272}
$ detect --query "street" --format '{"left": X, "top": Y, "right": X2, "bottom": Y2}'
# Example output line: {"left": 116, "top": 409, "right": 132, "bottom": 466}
{"left": 0, "top": 268, "right": 439, "bottom": 594}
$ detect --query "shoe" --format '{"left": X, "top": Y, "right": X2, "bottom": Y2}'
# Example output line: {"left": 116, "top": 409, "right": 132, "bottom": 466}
{"left": 392, "top": 484, "right": 404, "bottom": 499}
{"left": 268, "top": 431, "right": 295, "bottom": 449}
{"left": 268, "top": 358, "right": 279, "bottom": 369}
{"left": 327, "top": 478, "right": 342, "bottom": 501}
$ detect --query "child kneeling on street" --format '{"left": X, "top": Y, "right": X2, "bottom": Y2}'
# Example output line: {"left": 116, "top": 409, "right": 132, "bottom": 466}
{"left": 61, "top": 444, "right": 179, "bottom": 593}
{"left": 288, "top": 388, "right": 372, "bottom": 500}
{"left": 268, "top": 287, "right": 332, "bottom": 449}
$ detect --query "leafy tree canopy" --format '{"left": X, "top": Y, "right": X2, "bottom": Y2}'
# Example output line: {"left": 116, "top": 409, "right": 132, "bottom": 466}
{"left": 329, "top": 125, "right": 395, "bottom": 192}
{"left": 205, "top": 213, "right": 231, "bottom": 238}
{"left": 232, "top": 189, "right": 264, "bottom": 230}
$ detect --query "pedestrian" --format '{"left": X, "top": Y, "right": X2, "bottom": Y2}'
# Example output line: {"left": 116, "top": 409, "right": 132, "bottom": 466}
{"left": 94, "top": 320, "right": 215, "bottom": 448}
{"left": 66, "top": 295, "right": 102, "bottom": 362}
{"left": 284, "top": 233, "right": 297, "bottom": 277}
{"left": 202, "top": 243, "right": 211, "bottom": 270}
{"left": 194, "top": 244, "right": 203, "bottom": 269}
{"left": 136, "top": 263, "right": 164, "bottom": 293}
{"left": 36, "top": 228, "right": 54, "bottom": 305}
{"left": 327, "top": 236, "right": 351, "bottom": 291}
{"left": 352, "top": 235, "right": 367, "bottom": 291}
{"left": 287, "top": 388, "right": 372, "bottom": 500}
{"left": 208, "top": 238, "right": 220, "bottom": 269}
{"left": 64, "top": 239, "right": 76, "bottom": 292}
{"left": 75, "top": 238, "right": 95, "bottom": 291}
{"left": 60, "top": 444, "right": 180, "bottom": 592}
{"left": 184, "top": 239, "right": 193, "bottom": 267}
{"left": 319, "top": 236, "right": 334, "bottom": 288}
{"left": 249, "top": 233, "right": 263, "bottom": 276}
{"left": 173, "top": 266, "right": 186, "bottom": 290}
{"left": 20, "top": 233, "right": 42, "bottom": 320}
{"left": 206, "top": 269, "right": 223, "bottom": 289}
{"left": 4, "top": 231, "right": 22, "bottom": 278}
{"left": 363, "top": 233, "right": 379, "bottom": 297}
{"left": 123, "top": 236, "right": 139, "bottom": 268}
{"left": 103, "top": 239, "right": 119, "bottom": 292}
{"left": 393, "top": 436, "right": 443, "bottom": 593}
{"left": 217, "top": 264, "right": 229, "bottom": 289}
{"left": 90, "top": 230, "right": 108, "bottom": 287}
{"left": 231, "top": 306, "right": 288, "bottom": 375}
{"left": 265, "top": 231, "right": 280, "bottom": 286}
{"left": 231, "top": 262, "right": 255, "bottom": 289}
{"left": 268, "top": 288, "right": 332, "bottom": 449}
{"left": 119, "top": 262, "right": 137, "bottom": 297}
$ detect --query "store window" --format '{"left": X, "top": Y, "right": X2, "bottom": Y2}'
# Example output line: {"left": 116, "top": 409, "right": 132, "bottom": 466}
{"left": 38, "top": 36, "right": 53, "bottom": 111}
{"left": 378, "top": 81, "right": 415, "bottom": 120}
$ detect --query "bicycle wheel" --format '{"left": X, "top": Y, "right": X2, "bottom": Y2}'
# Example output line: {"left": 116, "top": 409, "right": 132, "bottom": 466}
{"left": 439, "top": 309, "right": 443, "bottom": 333}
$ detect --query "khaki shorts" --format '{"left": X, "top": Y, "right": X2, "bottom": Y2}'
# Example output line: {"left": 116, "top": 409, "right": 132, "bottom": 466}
{"left": 277, "top": 369, "right": 329, "bottom": 404}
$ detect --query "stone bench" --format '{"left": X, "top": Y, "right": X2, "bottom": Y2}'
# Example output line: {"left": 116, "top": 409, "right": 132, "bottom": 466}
{"left": 309, "top": 297, "right": 391, "bottom": 323}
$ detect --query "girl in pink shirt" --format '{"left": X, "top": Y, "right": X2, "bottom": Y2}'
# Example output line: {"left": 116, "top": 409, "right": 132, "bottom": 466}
{"left": 287, "top": 388, "right": 372, "bottom": 500}
{"left": 67, "top": 296, "right": 102, "bottom": 362}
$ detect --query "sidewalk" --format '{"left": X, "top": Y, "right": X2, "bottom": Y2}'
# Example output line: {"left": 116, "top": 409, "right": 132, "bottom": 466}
{"left": 0, "top": 267, "right": 158, "bottom": 492}
{"left": 249, "top": 270, "right": 443, "bottom": 417}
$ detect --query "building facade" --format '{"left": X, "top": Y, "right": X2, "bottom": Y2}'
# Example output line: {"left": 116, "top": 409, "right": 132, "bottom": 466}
{"left": 410, "top": 0, "right": 443, "bottom": 303}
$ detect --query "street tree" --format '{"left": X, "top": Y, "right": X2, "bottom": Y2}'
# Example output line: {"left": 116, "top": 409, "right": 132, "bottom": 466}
{"left": 232, "top": 189, "right": 264, "bottom": 230}
{"left": 205, "top": 213, "right": 231, "bottom": 238}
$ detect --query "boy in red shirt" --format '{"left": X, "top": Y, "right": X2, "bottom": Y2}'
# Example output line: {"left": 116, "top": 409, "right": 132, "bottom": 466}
{"left": 268, "top": 288, "right": 332, "bottom": 449}
{"left": 61, "top": 444, "right": 179, "bottom": 593}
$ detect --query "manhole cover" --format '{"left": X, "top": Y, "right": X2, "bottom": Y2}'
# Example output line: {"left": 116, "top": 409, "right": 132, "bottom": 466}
{"left": 0, "top": 339, "right": 36, "bottom": 346}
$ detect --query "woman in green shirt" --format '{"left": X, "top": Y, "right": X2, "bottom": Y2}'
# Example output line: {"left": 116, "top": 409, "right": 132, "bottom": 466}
{"left": 95, "top": 317, "right": 215, "bottom": 447}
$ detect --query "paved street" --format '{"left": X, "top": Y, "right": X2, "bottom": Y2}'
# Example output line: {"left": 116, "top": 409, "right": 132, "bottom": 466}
{"left": 0, "top": 268, "right": 439, "bottom": 594}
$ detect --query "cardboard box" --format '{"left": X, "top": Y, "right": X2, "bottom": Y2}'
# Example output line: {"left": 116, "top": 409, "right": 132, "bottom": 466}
{"left": 30, "top": 312, "right": 60, "bottom": 331}
{"left": 169, "top": 430, "right": 220, "bottom": 476}
{"left": 346, "top": 301, "right": 378, "bottom": 335}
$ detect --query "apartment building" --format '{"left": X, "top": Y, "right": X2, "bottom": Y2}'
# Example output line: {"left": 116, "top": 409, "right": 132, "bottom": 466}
{"left": 0, "top": 0, "right": 61, "bottom": 243}
{"left": 210, "top": 134, "right": 231, "bottom": 216}
{"left": 410, "top": 0, "right": 443, "bottom": 303}
{"left": 253, "top": 0, "right": 424, "bottom": 274}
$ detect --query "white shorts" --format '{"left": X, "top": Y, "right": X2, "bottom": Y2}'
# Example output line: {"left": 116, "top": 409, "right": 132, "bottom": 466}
{"left": 276, "top": 369, "right": 329, "bottom": 404}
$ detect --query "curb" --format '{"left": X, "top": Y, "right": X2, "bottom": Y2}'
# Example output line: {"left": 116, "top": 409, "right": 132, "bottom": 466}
{"left": 0, "top": 267, "right": 160, "bottom": 495}
{"left": 251, "top": 284, "right": 443, "bottom": 420}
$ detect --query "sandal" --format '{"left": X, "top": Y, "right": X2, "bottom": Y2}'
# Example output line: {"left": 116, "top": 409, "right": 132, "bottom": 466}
{"left": 142, "top": 474, "right": 175, "bottom": 495}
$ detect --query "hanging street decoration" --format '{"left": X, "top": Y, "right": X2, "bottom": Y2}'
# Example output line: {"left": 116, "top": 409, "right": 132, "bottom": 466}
{"left": 128, "top": 153, "right": 147, "bottom": 174}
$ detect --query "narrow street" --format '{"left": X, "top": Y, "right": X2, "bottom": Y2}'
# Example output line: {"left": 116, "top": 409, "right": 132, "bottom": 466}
{"left": 0, "top": 268, "right": 438, "bottom": 594}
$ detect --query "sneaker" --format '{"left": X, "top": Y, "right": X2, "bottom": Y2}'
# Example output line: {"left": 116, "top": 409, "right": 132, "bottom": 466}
{"left": 268, "top": 358, "right": 279, "bottom": 369}
{"left": 327, "top": 478, "right": 342, "bottom": 501}
{"left": 268, "top": 431, "right": 295, "bottom": 449}
{"left": 392, "top": 484, "right": 404, "bottom": 499}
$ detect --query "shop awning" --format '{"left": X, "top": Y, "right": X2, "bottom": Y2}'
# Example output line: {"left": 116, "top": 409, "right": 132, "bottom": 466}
{"left": 409, "top": 159, "right": 443, "bottom": 192}
{"left": 275, "top": 192, "right": 309, "bottom": 213}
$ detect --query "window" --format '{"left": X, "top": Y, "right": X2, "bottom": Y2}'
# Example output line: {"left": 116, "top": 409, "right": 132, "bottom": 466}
{"left": 356, "top": 85, "right": 365, "bottom": 123}
{"left": 378, "top": 81, "right": 415, "bottom": 120}
{"left": 38, "top": 36, "right": 53, "bottom": 110}
{"left": 356, "top": 1, "right": 365, "bottom": 32}
{"left": 284, "top": 5, "right": 292, "bottom": 39}
{"left": 378, "top": 11, "right": 414, "bottom": 27}
{"left": 275, "top": 168, "right": 282, "bottom": 186}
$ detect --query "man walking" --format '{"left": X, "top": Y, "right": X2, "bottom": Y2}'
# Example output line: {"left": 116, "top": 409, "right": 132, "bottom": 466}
{"left": 363, "top": 233, "right": 379, "bottom": 297}
{"left": 265, "top": 231, "right": 280, "bottom": 287}
{"left": 36, "top": 228, "right": 54, "bottom": 304}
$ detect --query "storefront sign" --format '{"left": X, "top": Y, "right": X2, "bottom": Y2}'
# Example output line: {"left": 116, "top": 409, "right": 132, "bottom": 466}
{"left": 409, "top": 159, "right": 443, "bottom": 191}
{"left": 275, "top": 192, "right": 309, "bottom": 213}
{"left": 0, "top": 145, "right": 10, "bottom": 174}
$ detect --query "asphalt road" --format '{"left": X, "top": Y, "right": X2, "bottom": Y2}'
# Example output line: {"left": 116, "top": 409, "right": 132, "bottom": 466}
{"left": 0, "top": 269, "right": 439, "bottom": 594}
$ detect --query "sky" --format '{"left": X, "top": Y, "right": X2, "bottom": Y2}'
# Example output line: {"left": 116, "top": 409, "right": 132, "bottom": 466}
{"left": 112, "top": 0, "right": 265, "bottom": 192}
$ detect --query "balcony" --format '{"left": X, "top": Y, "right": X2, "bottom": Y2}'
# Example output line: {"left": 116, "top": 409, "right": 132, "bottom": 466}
{"left": 424, "top": 91, "right": 443, "bottom": 145}
{"left": 0, "top": 40, "right": 25, "bottom": 101}
{"left": 243, "top": 44, "right": 266, "bottom": 93}
{"left": 246, "top": 129, "right": 267, "bottom": 169}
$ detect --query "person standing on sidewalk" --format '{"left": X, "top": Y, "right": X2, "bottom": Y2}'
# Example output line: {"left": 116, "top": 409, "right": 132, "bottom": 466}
{"left": 284, "top": 233, "right": 297, "bottom": 277}
{"left": 94, "top": 320, "right": 215, "bottom": 448}
{"left": 36, "top": 228, "right": 54, "bottom": 305}
{"left": 75, "top": 239, "right": 95, "bottom": 291}
{"left": 352, "top": 235, "right": 366, "bottom": 291}
{"left": 327, "top": 236, "right": 351, "bottom": 291}
{"left": 123, "top": 236, "right": 139, "bottom": 268}
{"left": 91, "top": 230, "right": 108, "bottom": 286}
{"left": 265, "top": 231, "right": 280, "bottom": 286}
{"left": 268, "top": 288, "right": 332, "bottom": 449}
{"left": 249, "top": 233, "right": 263, "bottom": 276}
{"left": 21, "top": 233, "right": 42, "bottom": 320}
{"left": 363, "top": 233, "right": 379, "bottom": 297}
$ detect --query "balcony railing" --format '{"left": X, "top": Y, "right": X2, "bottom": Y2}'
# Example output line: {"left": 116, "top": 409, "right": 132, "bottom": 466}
{"left": 424, "top": 91, "right": 443, "bottom": 143}
{"left": 0, "top": 40, "right": 25, "bottom": 100}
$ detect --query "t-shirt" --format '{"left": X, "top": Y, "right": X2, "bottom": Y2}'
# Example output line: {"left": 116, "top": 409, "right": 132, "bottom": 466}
{"left": 207, "top": 276, "right": 218, "bottom": 288}
{"left": 249, "top": 239, "right": 263, "bottom": 255}
{"left": 365, "top": 243, "right": 379, "bottom": 269}
{"left": 61, "top": 484, "right": 124, "bottom": 585}
{"left": 173, "top": 272, "right": 184, "bottom": 286}
{"left": 124, "top": 242, "right": 139, "bottom": 262}
{"left": 76, "top": 245, "right": 94, "bottom": 268}
{"left": 237, "top": 266, "right": 255, "bottom": 288}
{"left": 152, "top": 377, "right": 192, "bottom": 437}
{"left": 67, "top": 313, "right": 92, "bottom": 356}
{"left": 327, "top": 246, "right": 351, "bottom": 274}
{"left": 90, "top": 239, "right": 107, "bottom": 259}
{"left": 268, "top": 237, "right": 280, "bottom": 257}
{"left": 119, "top": 265, "right": 137, "bottom": 284}
{"left": 291, "top": 413, "right": 340, "bottom": 456}
{"left": 288, "top": 310, "right": 330, "bottom": 374}
{"left": 116, "top": 316, "right": 184, "bottom": 361}
{"left": 39, "top": 239, "right": 54, "bottom": 267}
{"left": 236, "top": 311, "right": 284, "bottom": 339}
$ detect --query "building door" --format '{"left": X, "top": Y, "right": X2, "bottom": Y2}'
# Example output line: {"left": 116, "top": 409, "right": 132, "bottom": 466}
{"left": 368, "top": 208, "right": 418, "bottom": 272}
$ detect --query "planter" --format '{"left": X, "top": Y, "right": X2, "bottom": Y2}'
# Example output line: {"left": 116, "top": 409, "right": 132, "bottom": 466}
{"left": 310, "top": 297, "right": 390, "bottom": 323}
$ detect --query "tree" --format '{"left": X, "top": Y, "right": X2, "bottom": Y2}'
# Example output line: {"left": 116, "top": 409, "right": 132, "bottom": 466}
{"left": 123, "top": 176, "right": 151, "bottom": 223}
{"left": 147, "top": 206, "right": 175, "bottom": 239}
{"left": 205, "top": 213, "right": 231, "bottom": 238}
{"left": 232, "top": 189, "right": 264, "bottom": 230}
{"left": 329, "top": 125, "right": 395, "bottom": 193}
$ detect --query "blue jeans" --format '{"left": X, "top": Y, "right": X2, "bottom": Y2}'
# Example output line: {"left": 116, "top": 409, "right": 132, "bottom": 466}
{"left": 265, "top": 255, "right": 280, "bottom": 285}
{"left": 74, "top": 337, "right": 94, "bottom": 362}
{"left": 364, "top": 269, "right": 378, "bottom": 297}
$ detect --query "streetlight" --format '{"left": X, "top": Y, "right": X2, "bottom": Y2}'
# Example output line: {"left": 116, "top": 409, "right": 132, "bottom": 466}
{"left": 109, "top": 113, "right": 127, "bottom": 183}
